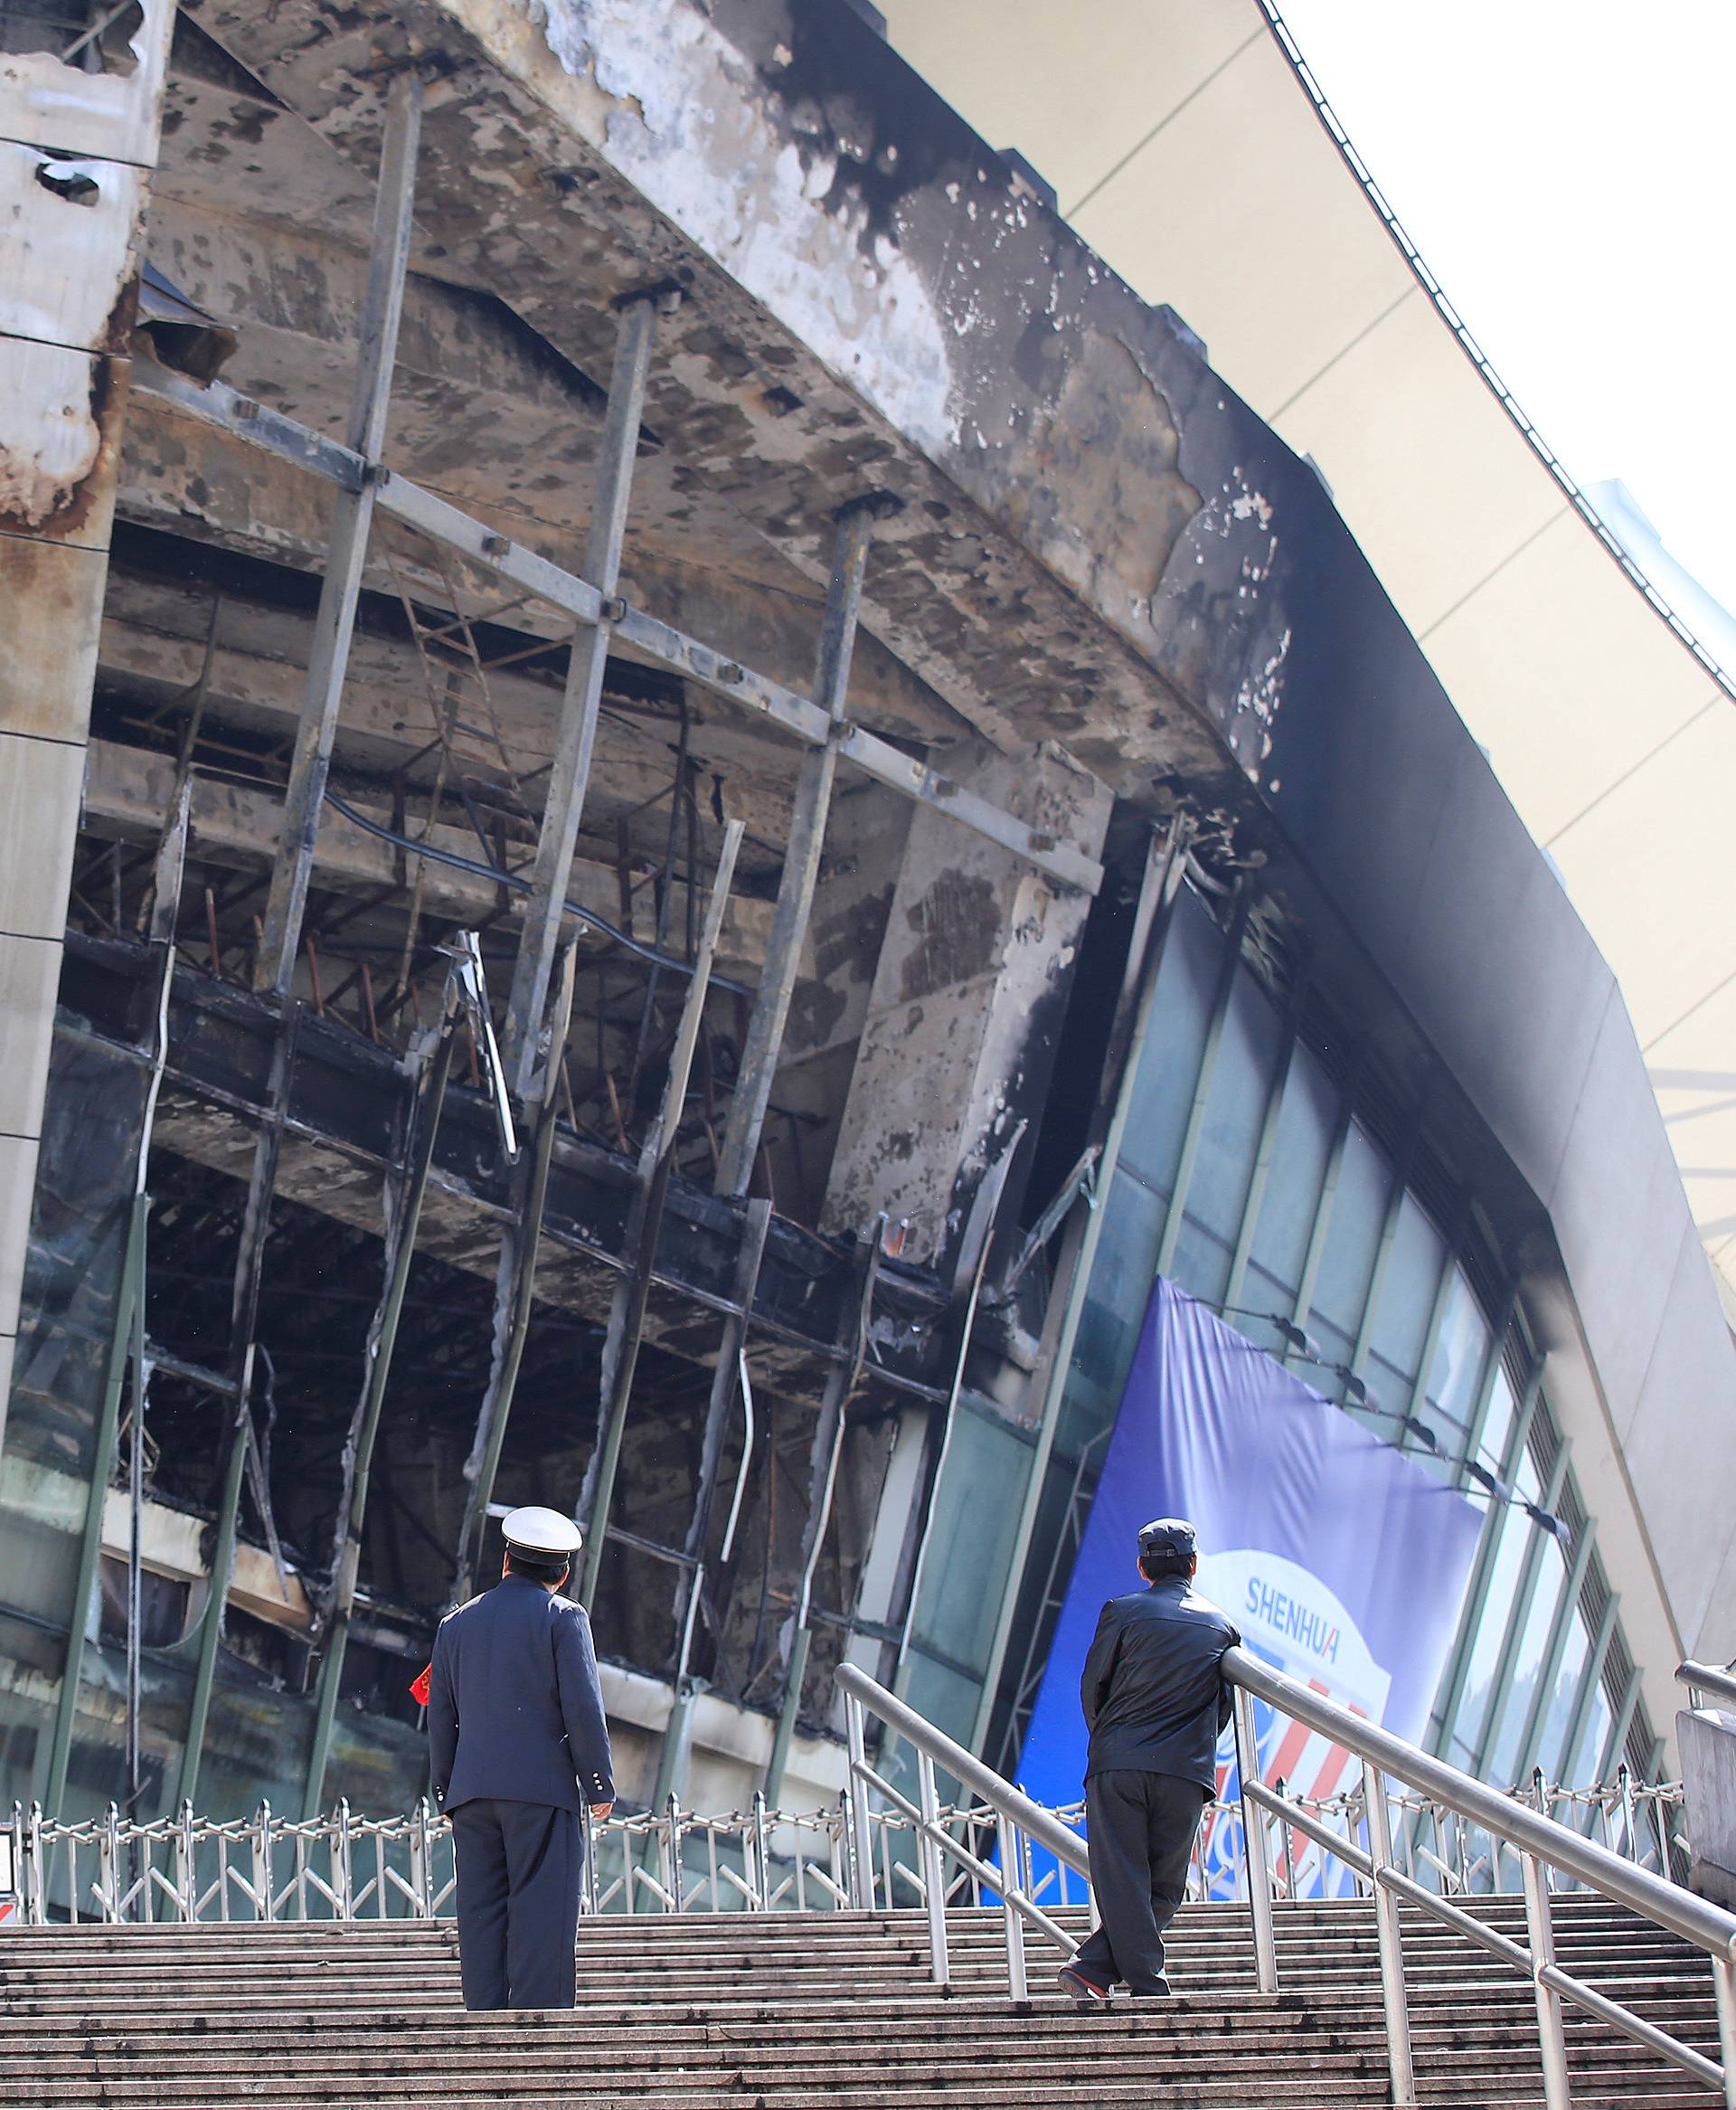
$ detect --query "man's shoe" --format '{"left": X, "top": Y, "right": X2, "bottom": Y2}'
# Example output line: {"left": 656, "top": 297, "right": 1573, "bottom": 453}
{"left": 1057, "top": 1963, "right": 1114, "bottom": 2006}
{"left": 1128, "top": 1975, "right": 1174, "bottom": 1997}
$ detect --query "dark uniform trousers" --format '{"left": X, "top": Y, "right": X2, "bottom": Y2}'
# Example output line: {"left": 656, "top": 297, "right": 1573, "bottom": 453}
{"left": 449, "top": 1798, "right": 585, "bottom": 2011}
{"left": 1072, "top": 1769, "right": 1207, "bottom": 1995}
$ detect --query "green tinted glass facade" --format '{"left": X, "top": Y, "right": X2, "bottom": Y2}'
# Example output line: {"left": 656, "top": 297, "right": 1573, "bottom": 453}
{"left": 901, "top": 880, "right": 1658, "bottom": 1794}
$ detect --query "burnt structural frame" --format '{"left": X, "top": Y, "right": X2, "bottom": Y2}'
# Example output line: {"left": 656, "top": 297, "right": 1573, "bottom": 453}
{"left": 56, "top": 57, "right": 1105, "bottom": 1822}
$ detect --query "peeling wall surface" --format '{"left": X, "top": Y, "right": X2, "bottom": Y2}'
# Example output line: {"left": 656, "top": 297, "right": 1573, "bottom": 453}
{"left": 0, "top": 0, "right": 1728, "bottom": 1833}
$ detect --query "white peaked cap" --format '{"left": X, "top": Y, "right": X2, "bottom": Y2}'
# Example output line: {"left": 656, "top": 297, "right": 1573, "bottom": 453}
{"left": 502, "top": 1505, "right": 583, "bottom": 1556}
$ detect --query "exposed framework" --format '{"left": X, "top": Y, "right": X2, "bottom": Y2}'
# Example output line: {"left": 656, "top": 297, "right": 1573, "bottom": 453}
{"left": 31, "top": 60, "right": 1104, "bottom": 1822}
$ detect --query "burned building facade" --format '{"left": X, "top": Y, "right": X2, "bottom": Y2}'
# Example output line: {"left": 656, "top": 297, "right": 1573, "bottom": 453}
{"left": 2, "top": 0, "right": 1731, "bottom": 1832}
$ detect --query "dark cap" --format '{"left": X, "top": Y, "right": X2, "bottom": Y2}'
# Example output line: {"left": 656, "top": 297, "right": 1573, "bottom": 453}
{"left": 1137, "top": 1517, "right": 1196, "bottom": 1562}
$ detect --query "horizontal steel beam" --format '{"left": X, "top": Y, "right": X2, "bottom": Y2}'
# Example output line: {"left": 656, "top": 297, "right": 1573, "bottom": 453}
{"left": 131, "top": 357, "right": 1102, "bottom": 896}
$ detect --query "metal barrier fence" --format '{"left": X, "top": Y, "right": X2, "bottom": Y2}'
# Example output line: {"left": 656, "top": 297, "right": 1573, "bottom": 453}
{"left": 0, "top": 1760, "right": 1688, "bottom": 1934}
{"left": 3, "top": 1763, "right": 1681, "bottom": 1935}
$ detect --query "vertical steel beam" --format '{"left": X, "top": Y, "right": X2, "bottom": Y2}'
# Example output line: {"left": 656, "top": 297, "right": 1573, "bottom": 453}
{"left": 715, "top": 497, "right": 892, "bottom": 1198}
{"left": 257, "top": 75, "right": 424, "bottom": 995}
{"left": 179, "top": 1362, "right": 255, "bottom": 1810}
{"left": 452, "top": 946, "right": 580, "bottom": 1603}
{"left": 764, "top": 1357, "right": 854, "bottom": 1806}
{"left": 578, "top": 825, "right": 744, "bottom": 1606}
{"left": 123, "top": 1210, "right": 148, "bottom": 1816}
{"left": 177, "top": 1001, "right": 307, "bottom": 1810}
{"left": 303, "top": 1008, "right": 461, "bottom": 1816}
{"left": 665, "top": 1198, "right": 774, "bottom": 1718}
{"left": 504, "top": 293, "right": 672, "bottom": 1095}
{"left": 1154, "top": 882, "right": 1250, "bottom": 1280}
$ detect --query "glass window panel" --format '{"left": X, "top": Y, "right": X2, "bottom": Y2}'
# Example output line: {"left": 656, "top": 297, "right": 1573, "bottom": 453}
{"left": 1479, "top": 1369, "right": 1517, "bottom": 1473}
{"left": 1183, "top": 968, "right": 1282, "bottom": 1246}
{"left": 1246, "top": 1047, "right": 1338, "bottom": 1310}
{"left": 1307, "top": 1121, "right": 1392, "bottom": 1367}
{"left": 1117, "top": 890, "right": 1222, "bottom": 1202}
{"left": 1424, "top": 1270, "right": 1493, "bottom": 1442}
{"left": 1231, "top": 1262, "right": 1293, "bottom": 1359}
{"left": 1571, "top": 1678, "right": 1613, "bottom": 1788}
{"left": 1058, "top": 1170, "right": 1166, "bottom": 1452}
{"left": 1169, "top": 1214, "right": 1232, "bottom": 1309}
{"left": 911, "top": 1409, "right": 1035, "bottom": 1677}
{"left": 1535, "top": 1609, "right": 1590, "bottom": 1784}
{"left": 1447, "top": 1500, "right": 1529, "bottom": 1763}
{"left": 1366, "top": 1196, "right": 1448, "bottom": 1392}
{"left": 1486, "top": 1534, "right": 1569, "bottom": 1785}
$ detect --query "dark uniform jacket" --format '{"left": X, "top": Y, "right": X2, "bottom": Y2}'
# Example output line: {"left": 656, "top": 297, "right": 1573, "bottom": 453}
{"left": 1080, "top": 1577, "right": 1240, "bottom": 1792}
{"left": 428, "top": 1574, "right": 615, "bottom": 1813}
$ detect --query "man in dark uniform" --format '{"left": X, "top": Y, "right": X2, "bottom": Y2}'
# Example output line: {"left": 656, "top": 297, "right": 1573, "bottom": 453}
{"left": 427, "top": 1505, "right": 615, "bottom": 2011}
{"left": 1059, "top": 1517, "right": 1239, "bottom": 2003}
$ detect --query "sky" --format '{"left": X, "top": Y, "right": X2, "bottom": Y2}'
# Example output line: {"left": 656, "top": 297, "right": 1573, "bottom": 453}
{"left": 1274, "top": 0, "right": 1736, "bottom": 617}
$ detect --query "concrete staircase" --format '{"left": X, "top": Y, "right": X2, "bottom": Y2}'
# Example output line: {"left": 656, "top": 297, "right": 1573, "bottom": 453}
{"left": 0, "top": 1896, "right": 1724, "bottom": 2107}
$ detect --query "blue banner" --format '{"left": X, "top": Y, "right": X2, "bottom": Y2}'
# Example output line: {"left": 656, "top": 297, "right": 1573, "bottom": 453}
{"left": 1020, "top": 1278, "right": 1483, "bottom": 1896}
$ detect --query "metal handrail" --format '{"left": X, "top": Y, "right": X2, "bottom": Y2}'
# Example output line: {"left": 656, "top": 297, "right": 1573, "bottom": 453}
{"left": 837, "top": 1655, "right": 1736, "bottom": 2108}
{"left": 836, "top": 1663, "right": 1087, "bottom": 1997}
{"left": 1223, "top": 1646, "right": 1736, "bottom": 2110}
{"left": 1681, "top": 1660, "right": 1736, "bottom": 1711}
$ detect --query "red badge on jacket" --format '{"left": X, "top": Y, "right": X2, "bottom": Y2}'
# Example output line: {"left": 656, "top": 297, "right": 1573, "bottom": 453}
{"left": 410, "top": 1663, "right": 431, "bottom": 1708}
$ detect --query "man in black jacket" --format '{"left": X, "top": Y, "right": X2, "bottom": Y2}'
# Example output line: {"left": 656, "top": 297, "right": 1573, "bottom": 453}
{"left": 427, "top": 1505, "right": 615, "bottom": 2011}
{"left": 1059, "top": 1517, "right": 1239, "bottom": 2002}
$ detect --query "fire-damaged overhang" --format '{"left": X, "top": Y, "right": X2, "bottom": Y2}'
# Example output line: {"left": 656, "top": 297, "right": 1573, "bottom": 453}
{"left": 149, "top": 0, "right": 1604, "bottom": 1290}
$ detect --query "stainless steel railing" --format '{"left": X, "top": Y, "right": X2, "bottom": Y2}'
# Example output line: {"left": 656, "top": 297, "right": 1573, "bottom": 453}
{"left": 837, "top": 1656, "right": 1735, "bottom": 2110}
{"left": 837, "top": 1662, "right": 1094, "bottom": 1998}
{"left": 1682, "top": 1659, "right": 1736, "bottom": 1712}
{"left": 1225, "top": 1646, "right": 1736, "bottom": 2110}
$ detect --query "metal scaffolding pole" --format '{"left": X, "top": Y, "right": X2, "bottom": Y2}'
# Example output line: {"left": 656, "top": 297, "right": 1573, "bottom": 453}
{"left": 578, "top": 823, "right": 744, "bottom": 1606}
{"left": 653, "top": 1197, "right": 771, "bottom": 1811}
{"left": 504, "top": 292, "right": 673, "bottom": 1096}
{"left": 257, "top": 72, "right": 423, "bottom": 994}
{"left": 302, "top": 991, "right": 463, "bottom": 1816}
{"left": 177, "top": 1002, "right": 307, "bottom": 1811}
{"left": 453, "top": 945, "right": 580, "bottom": 1604}
{"left": 669, "top": 1203, "right": 772, "bottom": 1652}
{"left": 763, "top": 1357, "right": 854, "bottom": 1807}
{"left": 714, "top": 497, "right": 892, "bottom": 1198}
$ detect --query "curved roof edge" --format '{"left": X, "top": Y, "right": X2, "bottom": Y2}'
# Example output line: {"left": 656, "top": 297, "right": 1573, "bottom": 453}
{"left": 1259, "top": 0, "right": 1735, "bottom": 707}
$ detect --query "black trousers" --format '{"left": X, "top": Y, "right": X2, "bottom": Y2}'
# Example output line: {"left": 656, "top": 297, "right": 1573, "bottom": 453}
{"left": 449, "top": 1797, "right": 584, "bottom": 2011}
{"left": 1073, "top": 1768, "right": 1206, "bottom": 1995}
